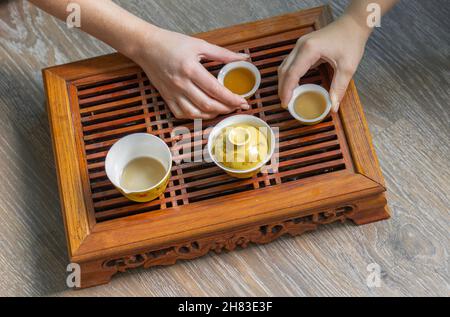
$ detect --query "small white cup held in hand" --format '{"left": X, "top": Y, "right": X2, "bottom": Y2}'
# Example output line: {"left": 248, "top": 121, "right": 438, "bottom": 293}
{"left": 217, "top": 61, "right": 261, "bottom": 99}
{"left": 287, "top": 84, "right": 332, "bottom": 125}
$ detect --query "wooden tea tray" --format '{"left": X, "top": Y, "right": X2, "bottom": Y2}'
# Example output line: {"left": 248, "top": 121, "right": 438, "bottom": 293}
{"left": 43, "top": 6, "right": 389, "bottom": 288}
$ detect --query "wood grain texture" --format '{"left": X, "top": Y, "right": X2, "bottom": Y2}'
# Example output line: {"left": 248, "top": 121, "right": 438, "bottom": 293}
{"left": 0, "top": 0, "right": 448, "bottom": 296}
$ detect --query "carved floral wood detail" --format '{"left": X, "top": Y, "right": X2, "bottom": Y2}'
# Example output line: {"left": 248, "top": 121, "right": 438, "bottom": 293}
{"left": 102, "top": 205, "right": 356, "bottom": 273}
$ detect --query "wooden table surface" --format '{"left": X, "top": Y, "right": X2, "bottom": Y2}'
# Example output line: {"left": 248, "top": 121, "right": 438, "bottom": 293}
{"left": 0, "top": 0, "right": 448, "bottom": 297}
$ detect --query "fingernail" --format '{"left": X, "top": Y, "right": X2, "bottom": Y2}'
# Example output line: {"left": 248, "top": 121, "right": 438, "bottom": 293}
{"left": 281, "top": 103, "right": 288, "bottom": 109}
{"left": 331, "top": 94, "right": 339, "bottom": 112}
{"left": 332, "top": 103, "right": 340, "bottom": 113}
{"left": 240, "top": 103, "right": 250, "bottom": 110}
{"left": 238, "top": 53, "right": 250, "bottom": 59}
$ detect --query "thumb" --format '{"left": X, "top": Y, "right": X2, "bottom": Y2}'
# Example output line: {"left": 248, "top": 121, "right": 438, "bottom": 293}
{"left": 329, "top": 65, "right": 354, "bottom": 113}
{"left": 278, "top": 46, "right": 319, "bottom": 108}
{"left": 200, "top": 42, "right": 249, "bottom": 63}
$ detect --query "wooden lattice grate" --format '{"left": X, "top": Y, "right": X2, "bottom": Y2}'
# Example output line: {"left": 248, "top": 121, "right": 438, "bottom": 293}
{"left": 73, "top": 34, "right": 353, "bottom": 222}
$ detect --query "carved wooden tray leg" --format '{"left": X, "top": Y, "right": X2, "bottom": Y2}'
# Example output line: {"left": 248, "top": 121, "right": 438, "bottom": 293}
{"left": 347, "top": 193, "right": 390, "bottom": 225}
{"left": 78, "top": 259, "right": 117, "bottom": 289}
{"left": 73, "top": 195, "right": 390, "bottom": 289}
{"left": 73, "top": 199, "right": 389, "bottom": 289}
{"left": 72, "top": 194, "right": 390, "bottom": 289}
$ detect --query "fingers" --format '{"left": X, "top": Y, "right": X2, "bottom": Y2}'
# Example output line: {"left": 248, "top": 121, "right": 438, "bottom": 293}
{"left": 166, "top": 96, "right": 217, "bottom": 120}
{"left": 200, "top": 41, "right": 249, "bottom": 63}
{"left": 177, "top": 95, "right": 217, "bottom": 120}
{"left": 278, "top": 39, "right": 320, "bottom": 108}
{"left": 165, "top": 99, "right": 184, "bottom": 119}
{"left": 192, "top": 64, "right": 249, "bottom": 110}
{"left": 184, "top": 82, "right": 238, "bottom": 115}
{"left": 329, "top": 64, "right": 355, "bottom": 113}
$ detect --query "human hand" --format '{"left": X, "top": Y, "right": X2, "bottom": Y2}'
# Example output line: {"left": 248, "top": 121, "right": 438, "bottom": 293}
{"left": 133, "top": 28, "right": 249, "bottom": 120}
{"left": 278, "top": 14, "right": 372, "bottom": 112}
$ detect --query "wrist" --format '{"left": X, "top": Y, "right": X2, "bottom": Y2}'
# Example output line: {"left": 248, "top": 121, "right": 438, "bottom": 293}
{"left": 121, "top": 21, "right": 164, "bottom": 64}
{"left": 339, "top": 13, "right": 373, "bottom": 41}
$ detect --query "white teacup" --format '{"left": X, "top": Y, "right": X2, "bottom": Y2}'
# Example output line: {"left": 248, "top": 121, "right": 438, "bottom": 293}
{"left": 287, "top": 84, "right": 332, "bottom": 125}
{"left": 105, "top": 133, "right": 172, "bottom": 203}
{"left": 217, "top": 61, "right": 261, "bottom": 99}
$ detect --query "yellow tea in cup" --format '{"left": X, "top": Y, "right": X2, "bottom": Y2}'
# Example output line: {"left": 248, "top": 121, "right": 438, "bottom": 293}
{"left": 287, "top": 84, "right": 332, "bottom": 125}
{"left": 120, "top": 157, "right": 167, "bottom": 192}
{"left": 224, "top": 68, "right": 256, "bottom": 96}
{"left": 218, "top": 61, "right": 261, "bottom": 99}
{"left": 105, "top": 133, "right": 172, "bottom": 203}
{"left": 294, "top": 91, "right": 327, "bottom": 120}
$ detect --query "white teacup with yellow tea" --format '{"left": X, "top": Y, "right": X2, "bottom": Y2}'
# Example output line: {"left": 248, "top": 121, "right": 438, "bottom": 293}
{"left": 288, "top": 84, "right": 332, "bottom": 125}
{"left": 218, "top": 61, "right": 261, "bottom": 99}
{"left": 105, "top": 133, "right": 172, "bottom": 203}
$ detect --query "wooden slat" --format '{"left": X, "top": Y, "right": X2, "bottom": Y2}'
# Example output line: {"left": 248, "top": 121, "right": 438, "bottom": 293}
{"left": 195, "top": 7, "right": 323, "bottom": 45}
{"left": 340, "top": 81, "right": 386, "bottom": 187}
{"left": 42, "top": 70, "right": 92, "bottom": 255}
